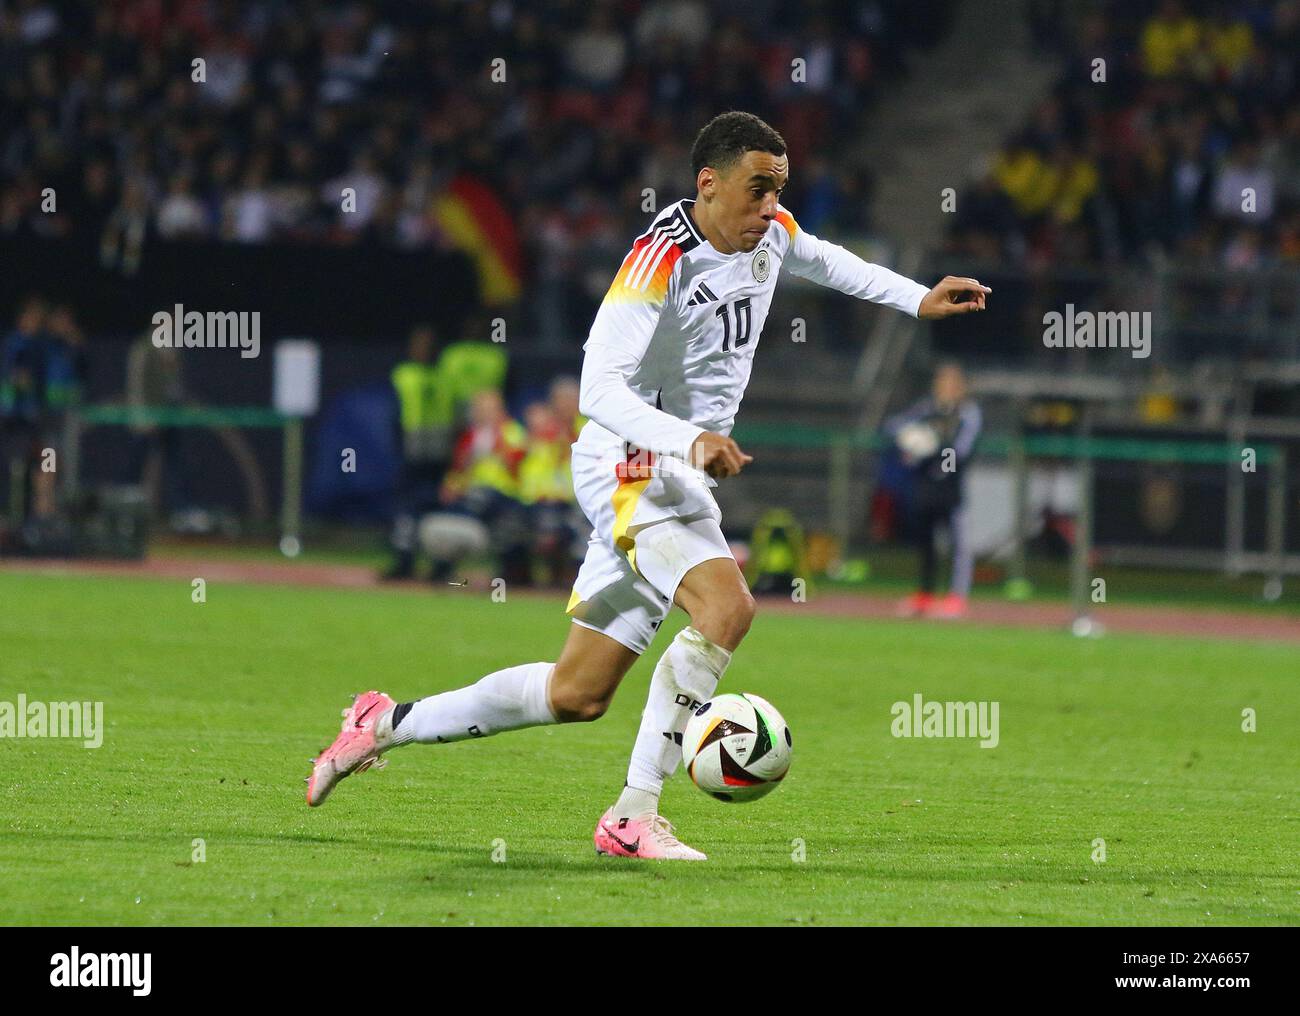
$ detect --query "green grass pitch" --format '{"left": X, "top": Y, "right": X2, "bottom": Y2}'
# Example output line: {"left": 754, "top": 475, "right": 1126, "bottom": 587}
{"left": 1, "top": 570, "right": 1296, "bottom": 926}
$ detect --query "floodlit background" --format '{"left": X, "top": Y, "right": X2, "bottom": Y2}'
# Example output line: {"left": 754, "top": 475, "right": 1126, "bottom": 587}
{"left": 3, "top": 0, "right": 1298, "bottom": 615}
{"left": 1, "top": 0, "right": 1298, "bottom": 931}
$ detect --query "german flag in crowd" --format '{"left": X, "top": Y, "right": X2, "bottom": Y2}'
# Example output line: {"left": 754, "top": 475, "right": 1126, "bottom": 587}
{"left": 434, "top": 174, "right": 522, "bottom": 305}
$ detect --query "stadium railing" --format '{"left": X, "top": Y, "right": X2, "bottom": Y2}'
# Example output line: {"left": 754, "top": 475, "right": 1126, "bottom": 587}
{"left": 63, "top": 405, "right": 305, "bottom": 555}
{"left": 732, "top": 419, "right": 1290, "bottom": 617}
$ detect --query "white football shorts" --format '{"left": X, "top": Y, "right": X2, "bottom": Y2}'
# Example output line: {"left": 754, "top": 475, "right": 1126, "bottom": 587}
{"left": 565, "top": 445, "right": 734, "bottom": 655}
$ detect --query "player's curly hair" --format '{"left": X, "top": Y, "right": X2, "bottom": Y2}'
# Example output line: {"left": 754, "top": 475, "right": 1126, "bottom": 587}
{"left": 690, "top": 111, "right": 786, "bottom": 176}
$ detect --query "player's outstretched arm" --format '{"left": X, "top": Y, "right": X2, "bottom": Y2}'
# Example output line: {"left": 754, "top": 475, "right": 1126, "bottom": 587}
{"left": 917, "top": 276, "right": 992, "bottom": 319}
{"left": 776, "top": 206, "right": 990, "bottom": 320}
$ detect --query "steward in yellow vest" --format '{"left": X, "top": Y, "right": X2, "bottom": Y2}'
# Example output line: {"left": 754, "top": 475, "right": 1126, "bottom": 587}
{"left": 442, "top": 389, "right": 527, "bottom": 502}
{"left": 519, "top": 401, "right": 581, "bottom": 587}
{"left": 385, "top": 325, "right": 455, "bottom": 580}
{"left": 434, "top": 389, "right": 532, "bottom": 585}
{"left": 438, "top": 339, "right": 508, "bottom": 417}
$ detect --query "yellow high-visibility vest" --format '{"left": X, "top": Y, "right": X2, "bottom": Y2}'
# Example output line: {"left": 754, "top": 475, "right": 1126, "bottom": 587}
{"left": 452, "top": 419, "right": 527, "bottom": 498}
{"left": 519, "top": 439, "right": 574, "bottom": 505}
{"left": 391, "top": 362, "right": 453, "bottom": 431}
{"left": 438, "top": 342, "right": 508, "bottom": 409}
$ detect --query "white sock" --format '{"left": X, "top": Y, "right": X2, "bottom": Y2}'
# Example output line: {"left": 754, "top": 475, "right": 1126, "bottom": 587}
{"left": 615, "top": 627, "right": 732, "bottom": 818}
{"left": 388, "top": 661, "right": 557, "bottom": 746}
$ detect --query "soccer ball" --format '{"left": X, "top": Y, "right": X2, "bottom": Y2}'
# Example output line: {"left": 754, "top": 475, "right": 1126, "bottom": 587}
{"left": 896, "top": 421, "right": 940, "bottom": 460}
{"left": 681, "top": 692, "right": 792, "bottom": 802}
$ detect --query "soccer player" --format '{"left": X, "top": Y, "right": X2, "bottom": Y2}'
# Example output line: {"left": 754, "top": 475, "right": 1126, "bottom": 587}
{"left": 307, "top": 111, "right": 989, "bottom": 859}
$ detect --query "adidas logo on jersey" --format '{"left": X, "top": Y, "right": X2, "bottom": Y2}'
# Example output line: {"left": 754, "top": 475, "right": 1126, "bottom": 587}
{"left": 686, "top": 281, "right": 720, "bottom": 306}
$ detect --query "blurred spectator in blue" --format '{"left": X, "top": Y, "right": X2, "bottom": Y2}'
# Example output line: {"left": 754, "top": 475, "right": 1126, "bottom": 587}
{"left": 1, "top": 296, "right": 81, "bottom": 522}
{"left": 884, "top": 363, "right": 982, "bottom": 620}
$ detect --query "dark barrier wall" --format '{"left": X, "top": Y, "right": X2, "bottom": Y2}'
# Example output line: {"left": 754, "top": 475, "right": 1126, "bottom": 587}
{"left": 0, "top": 235, "right": 480, "bottom": 341}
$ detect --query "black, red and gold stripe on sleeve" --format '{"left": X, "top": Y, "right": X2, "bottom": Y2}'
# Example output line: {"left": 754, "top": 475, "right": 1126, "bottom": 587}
{"left": 604, "top": 204, "right": 701, "bottom": 305}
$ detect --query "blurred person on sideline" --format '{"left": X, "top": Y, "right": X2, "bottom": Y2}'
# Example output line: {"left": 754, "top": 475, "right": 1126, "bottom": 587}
{"left": 126, "top": 327, "right": 190, "bottom": 517}
{"left": 437, "top": 321, "right": 509, "bottom": 420}
{"left": 884, "top": 362, "right": 982, "bottom": 619}
{"left": 35, "top": 304, "right": 88, "bottom": 517}
{"left": 518, "top": 399, "right": 583, "bottom": 587}
{"left": 548, "top": 375, "right": 586, "bottom": 442}
{"left": 1, "top": 296, "right": 59, "bottom": 523}
{"left": 384, "top": 323, "right": 454, "bottom": 580}
{"left": 421, "top": 388, "right": 528, "bottom": 583}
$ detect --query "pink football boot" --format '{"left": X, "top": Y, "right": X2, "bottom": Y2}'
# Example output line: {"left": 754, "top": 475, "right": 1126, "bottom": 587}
{"left": 306, "top": 690, "right": 396, "bottom": 807}
{"left": 593, "top": 807, "right": 707, "bottom": 861}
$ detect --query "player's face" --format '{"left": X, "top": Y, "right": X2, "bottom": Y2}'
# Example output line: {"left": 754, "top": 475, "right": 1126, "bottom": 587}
{"left": 704, "top": 150, "right": 789, "bottom": 253}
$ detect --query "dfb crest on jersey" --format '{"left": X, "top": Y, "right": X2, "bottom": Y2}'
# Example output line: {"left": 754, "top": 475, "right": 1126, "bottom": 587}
{"left": 752, "top": 247, "right": 770, "bottom": 282}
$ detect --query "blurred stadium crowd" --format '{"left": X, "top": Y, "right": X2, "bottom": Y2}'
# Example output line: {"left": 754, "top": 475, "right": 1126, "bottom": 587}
{"left": 947, "top": 0, "right": 1300, "bottom": 269}
{"left": 0, "top": 0, "right": 951, "bottom": 342}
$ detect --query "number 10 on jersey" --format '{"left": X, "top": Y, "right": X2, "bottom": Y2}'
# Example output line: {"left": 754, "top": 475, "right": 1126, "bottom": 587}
{"left": 716, "top": 297, "right": 752, "bottom": 352}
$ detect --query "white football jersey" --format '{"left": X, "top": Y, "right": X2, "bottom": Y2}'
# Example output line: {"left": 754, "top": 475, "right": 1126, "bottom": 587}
{"left": 574, "top": 198, "right": 929, "bottom": 467}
